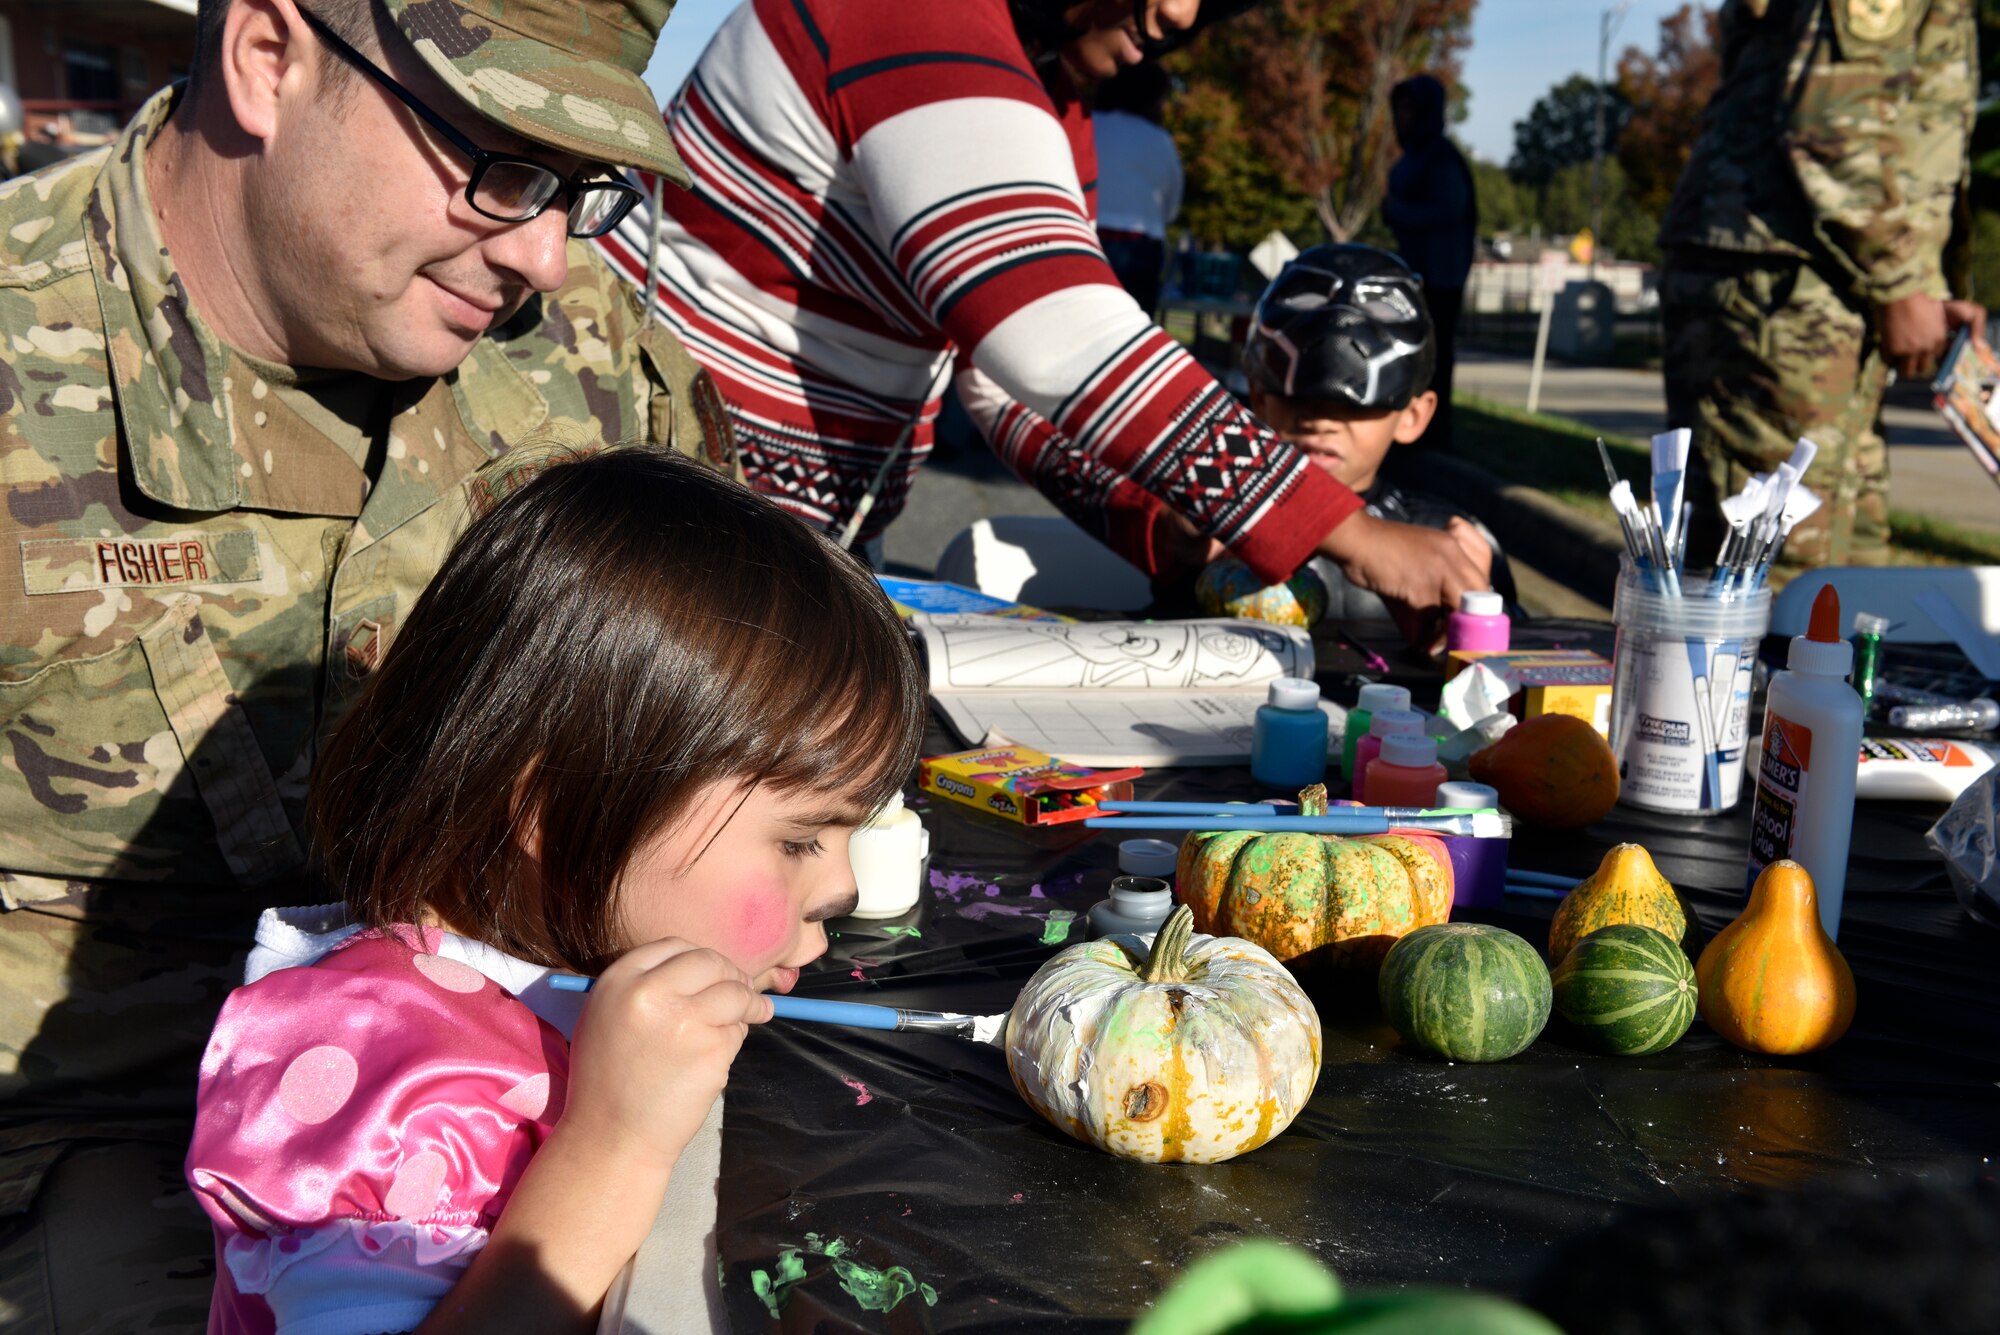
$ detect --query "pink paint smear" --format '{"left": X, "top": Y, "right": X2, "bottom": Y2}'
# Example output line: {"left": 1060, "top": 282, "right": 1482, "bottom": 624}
{"left": 842, "top": 1076, "right": 873, "bottom": 1106}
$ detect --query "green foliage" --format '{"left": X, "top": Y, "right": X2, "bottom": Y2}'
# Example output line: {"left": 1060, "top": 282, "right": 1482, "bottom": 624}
{"left": 1169, "top": 80, "right": 1317, "bottom": 251}
{"left": 1472, "top": 159, "right": 1536, "bottom": 237}
{"left": 1508, "top": 75, "right": 1630, "bottom": 191}
{"left": 1534, "top": 158, "right": 1660, "bottom": 264}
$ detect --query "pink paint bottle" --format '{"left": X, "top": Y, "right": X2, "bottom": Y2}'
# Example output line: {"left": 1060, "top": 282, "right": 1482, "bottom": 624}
{"left": 1365, "top": 734, "right": 1448, "bottom": 808}
{"left": 1447, "top": 590, "right": 1511, "bottom": 656}
{"left": 1352, "top": 708, "right": 1425, "bottom": 803}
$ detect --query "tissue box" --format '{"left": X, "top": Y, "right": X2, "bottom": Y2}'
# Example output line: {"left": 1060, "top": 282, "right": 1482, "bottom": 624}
{"left": 1442, "top": 650, "right": 1613, "bottom": 737}
{"left": 918, "top": 745, "right": 1140, "bottom": 826}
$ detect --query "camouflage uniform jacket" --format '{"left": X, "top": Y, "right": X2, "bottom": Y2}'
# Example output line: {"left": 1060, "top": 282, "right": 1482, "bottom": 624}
{"left": 1658, "top": 0, "right": 1975, "bottom": 304}
{"left": 0, "top": 89, "right": 737, "bottom": 906}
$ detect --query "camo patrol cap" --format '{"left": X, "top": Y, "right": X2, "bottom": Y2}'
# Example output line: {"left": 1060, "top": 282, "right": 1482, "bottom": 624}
{"left": 380, "top": 0, "right": 689, "bottom": 185}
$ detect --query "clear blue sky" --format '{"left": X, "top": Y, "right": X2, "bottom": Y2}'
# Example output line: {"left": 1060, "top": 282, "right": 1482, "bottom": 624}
{"left": 642, "top": 0, "right": 1704, "bottom": 166}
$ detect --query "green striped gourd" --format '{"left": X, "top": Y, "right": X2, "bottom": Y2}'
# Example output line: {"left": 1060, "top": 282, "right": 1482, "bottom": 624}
{"left": 1377, "top": 923, "right": 1550, "bottom": 1062}
{"left": 1550, "top": 924, "right": 1698, "bottom": 1055}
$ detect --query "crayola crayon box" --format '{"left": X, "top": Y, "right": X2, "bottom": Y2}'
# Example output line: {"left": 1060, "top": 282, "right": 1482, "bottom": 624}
{"left": 918, "top": 745, "right": 1141, "bottom": 827}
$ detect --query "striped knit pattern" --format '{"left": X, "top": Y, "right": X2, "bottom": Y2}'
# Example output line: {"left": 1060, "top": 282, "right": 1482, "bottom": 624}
{"left": 594, "top": 0, "right": 1356, "bottom": 577}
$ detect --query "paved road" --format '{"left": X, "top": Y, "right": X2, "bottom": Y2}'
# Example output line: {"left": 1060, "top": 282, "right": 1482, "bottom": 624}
{"left": 1455, "top": 348, "right": 2000, "bottom": 534}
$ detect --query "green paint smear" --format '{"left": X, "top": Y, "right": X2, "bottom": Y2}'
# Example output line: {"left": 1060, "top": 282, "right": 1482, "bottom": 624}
{"left": 1040, "top": 909, "right": 1079, "bottom": 945}
{"left": 881, "top": 925, "right": 923, "bottom": 938}
{"left": 832, "top": 1257, "right": 940, "bottom": 1312}
{"left": 750, "top": 1233, "right": 937, "bottom": 1317}
{"left": 749, "top": 1248, "right": 808, "bottom": 1318}
{"left": 803, "top": 1230, "right": 851, "bottom": 1258}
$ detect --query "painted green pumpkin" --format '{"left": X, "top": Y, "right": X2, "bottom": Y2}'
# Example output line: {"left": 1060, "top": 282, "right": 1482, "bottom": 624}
{"left": 1195, "top": 556, "right": 1330, "bottom": 628}
{"left": 1378, "top": 923, "right": 1551, "bottom": 1062}
{"left": 1006, "top": 906, "right": 1321, "bottom": 1164}
{"left": 1178, "top": 785, "right": 1453, "bottom": 977}
{"left": 1550, "top": 924, "right": 1697, "bottom": 1056}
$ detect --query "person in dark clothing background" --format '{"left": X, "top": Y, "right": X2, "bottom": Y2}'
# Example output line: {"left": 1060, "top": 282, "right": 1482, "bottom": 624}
{"left": 1383, "top": 74, "right": 1476, "bottom": 452}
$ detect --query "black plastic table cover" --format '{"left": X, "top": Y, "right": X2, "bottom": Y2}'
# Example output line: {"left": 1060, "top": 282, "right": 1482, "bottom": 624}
{"left": 713, "top": 619, "right": 2000, "bottom": 1332}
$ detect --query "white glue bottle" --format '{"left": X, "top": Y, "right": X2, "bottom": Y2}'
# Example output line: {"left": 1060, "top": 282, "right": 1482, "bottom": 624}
{"left": 1746, "top": 585, "right": 1863, "bottom": 939}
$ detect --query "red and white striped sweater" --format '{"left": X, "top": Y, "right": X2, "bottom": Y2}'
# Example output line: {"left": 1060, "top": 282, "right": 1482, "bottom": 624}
{"left": 595, "top": 0, "right": 1357, "bottom": 581}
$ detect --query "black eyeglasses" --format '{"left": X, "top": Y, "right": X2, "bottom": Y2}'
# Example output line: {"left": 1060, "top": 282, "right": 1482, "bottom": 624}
{"left": 301, "top": 10, "right": 642, "bottom": 238}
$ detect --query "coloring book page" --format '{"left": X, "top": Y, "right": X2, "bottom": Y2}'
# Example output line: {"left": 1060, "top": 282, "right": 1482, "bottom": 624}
{"left": 912, "top": 617, "right": 1315, "bottom": 766}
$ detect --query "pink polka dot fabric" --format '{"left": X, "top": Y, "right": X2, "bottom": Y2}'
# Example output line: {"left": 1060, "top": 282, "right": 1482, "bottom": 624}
{"left": 187, "top": 930, "right": 569, "bottom": 1335}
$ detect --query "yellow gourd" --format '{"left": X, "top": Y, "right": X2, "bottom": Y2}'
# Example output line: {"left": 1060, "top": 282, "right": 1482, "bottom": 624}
{"left": 1548, "top": 843, "right": 1701, "bottom": 964}
{"left": 1695, "top": 860, "right": 1856, "bottom": 1055}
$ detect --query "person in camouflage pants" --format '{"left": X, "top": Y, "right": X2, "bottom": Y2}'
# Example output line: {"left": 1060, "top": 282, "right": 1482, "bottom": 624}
{"left": 0, "top": 1, "right": 735, "bottom": 1329}
{"left": 1660, "top": 0, "right": 1983, "bottom": 577}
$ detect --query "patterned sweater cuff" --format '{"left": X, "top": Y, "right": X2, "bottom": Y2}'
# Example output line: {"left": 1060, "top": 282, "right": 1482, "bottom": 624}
{"left": 1228, "top": 467, "right": 1362, "bottom": 587}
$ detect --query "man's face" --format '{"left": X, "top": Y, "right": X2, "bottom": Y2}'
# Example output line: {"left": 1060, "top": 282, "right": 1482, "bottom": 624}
{"left": 1061, "top": 0, "right": 1200, "bottom": 82}
{"left": 257, "top": 22, "right": 594, "bottom": 379}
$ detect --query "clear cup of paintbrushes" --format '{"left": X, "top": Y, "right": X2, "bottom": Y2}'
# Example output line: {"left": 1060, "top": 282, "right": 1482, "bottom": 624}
{"left": 1610, "top": 562, "right": 1772, "bottom": 815}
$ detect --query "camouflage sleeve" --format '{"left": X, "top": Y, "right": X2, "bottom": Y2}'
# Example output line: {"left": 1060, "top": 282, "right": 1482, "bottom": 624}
{"left": 635, "top": 311, "right": 744, "bottom": 483}
{"left": 1790, "top": 0, "right": 1975, "bottom": 303}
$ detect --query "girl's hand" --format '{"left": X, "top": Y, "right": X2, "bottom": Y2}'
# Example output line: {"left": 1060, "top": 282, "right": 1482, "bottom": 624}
{"left": 417, "top": 945, "right": 770, "bottom": 1333}
{"left": 560, "top": 940, "right": 773, "bottom": 1173}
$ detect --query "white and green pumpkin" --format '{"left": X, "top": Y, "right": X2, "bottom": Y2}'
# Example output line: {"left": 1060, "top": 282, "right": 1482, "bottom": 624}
{"left": 1005, "top": 905, "right": 1321, "bottom": 1164}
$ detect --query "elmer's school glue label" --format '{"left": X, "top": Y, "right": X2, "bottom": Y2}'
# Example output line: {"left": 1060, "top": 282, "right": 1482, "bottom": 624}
{"left": 1744, "top": 585, "right": 1863, "bottom": 939}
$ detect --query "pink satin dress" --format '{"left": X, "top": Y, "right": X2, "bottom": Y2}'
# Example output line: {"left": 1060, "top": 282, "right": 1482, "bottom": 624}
{"left": 186, "top": 927, "right": 570, "bottom": 1335}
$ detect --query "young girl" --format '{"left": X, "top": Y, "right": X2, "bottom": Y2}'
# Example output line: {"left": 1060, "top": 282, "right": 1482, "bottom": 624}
{"left": 184, "top": 446, "right": 927, "bottom": 1334}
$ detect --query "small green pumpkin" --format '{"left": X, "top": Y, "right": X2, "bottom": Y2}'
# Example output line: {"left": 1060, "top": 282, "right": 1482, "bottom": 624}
{"left": 1378, "top": 923, "right": 1551, "bottom": 1062}
{"left": 1550, "top": 924, "right": 1697, "bottom": 1056}
{"left": 1178, "top": 785, "right": 1453, "bottom": 977}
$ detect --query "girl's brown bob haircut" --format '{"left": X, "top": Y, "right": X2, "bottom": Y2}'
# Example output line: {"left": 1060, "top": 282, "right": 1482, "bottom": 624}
{"left": 308, "top": 445, "right": 927, "bottom": 970}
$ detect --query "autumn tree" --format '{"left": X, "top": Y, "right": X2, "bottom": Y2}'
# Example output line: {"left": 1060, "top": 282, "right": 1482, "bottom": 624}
{"left": 1614, "top": 4, "right": 1722, "bottom": 219}
{"left": 1165, "top": 0, "right": 1477, "bottom": 250}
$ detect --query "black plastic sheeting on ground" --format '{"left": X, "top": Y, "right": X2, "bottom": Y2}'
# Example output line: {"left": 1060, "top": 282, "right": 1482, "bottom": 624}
{"left": 713, "top": 620, "right": 2000, "bottom": 1333}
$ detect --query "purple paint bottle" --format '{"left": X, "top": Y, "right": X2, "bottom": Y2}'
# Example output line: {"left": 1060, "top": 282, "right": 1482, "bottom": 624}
{"left": 1435, "top": 780, "right": 1508, "bottom": 909}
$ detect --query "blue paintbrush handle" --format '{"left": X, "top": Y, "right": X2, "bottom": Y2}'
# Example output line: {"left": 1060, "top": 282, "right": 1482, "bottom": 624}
{"left": 546, "top": 977, "right": 910, "bottom": 1034}
{"left": 767, "top": 995, "right": 902, "bottom": 1030}
{"left": 1097, "top": 801, "right": 1288, "bottom": 815}
{"left": 1086, "top": 814, "right": 1392, "bottom": 833}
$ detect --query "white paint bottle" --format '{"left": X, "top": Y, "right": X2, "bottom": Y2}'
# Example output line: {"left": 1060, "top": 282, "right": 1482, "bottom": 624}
{"left": 1746, "top": 585, "right": 1863, "bottom": 939}
{"left": 848, "top": 792, "right": 929, "bottom": 919}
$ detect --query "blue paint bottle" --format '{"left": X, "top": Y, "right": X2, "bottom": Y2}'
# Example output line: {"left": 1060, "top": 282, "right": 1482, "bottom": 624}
{"left": 1251, "top": 676, "right": 1328, "bottom": 789}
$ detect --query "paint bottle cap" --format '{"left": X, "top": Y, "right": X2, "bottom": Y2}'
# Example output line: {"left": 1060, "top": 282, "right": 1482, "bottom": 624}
{"left": 1435, "top": 780, "right": 1499, "bottom": 811}
{"left": 1852, "top": 611, "right": 1891, "bottom": 636}
{"left": 1118, "top": 839, "right": 1179, "bottom": 879}
{"left": 1380, "top": 734, "right": 1438, "bottom": 768}
{"left": 1267, "top": 676, "right": 1320, "bottom": 711}
{"left": 1107, "top": 876, "right": 1173, "bottom": 918}
{"left": 1789, "top": 585, "right": 1853, "bottom": 678}
{"left": 1367, "top": 707, "right": 1426, "bottom": 738}
{"left": 1459, "top": 590, "right": 1504, "bottom": 617}
{"left": 1355, "top": 683, "right": 1411, "bottom": 714}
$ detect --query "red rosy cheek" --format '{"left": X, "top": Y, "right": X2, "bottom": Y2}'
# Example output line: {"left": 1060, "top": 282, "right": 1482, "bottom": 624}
{"left": 728, "top": 882, "right": 793, "bottom": 963}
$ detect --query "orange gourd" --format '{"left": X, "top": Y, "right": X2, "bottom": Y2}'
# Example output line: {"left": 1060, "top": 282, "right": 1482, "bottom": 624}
{"left": 1695, "top": 860, "right": 1855, "bottom": 1055}
{"left": 1467, "top": 714, "right": 1618, "bottom": 829}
